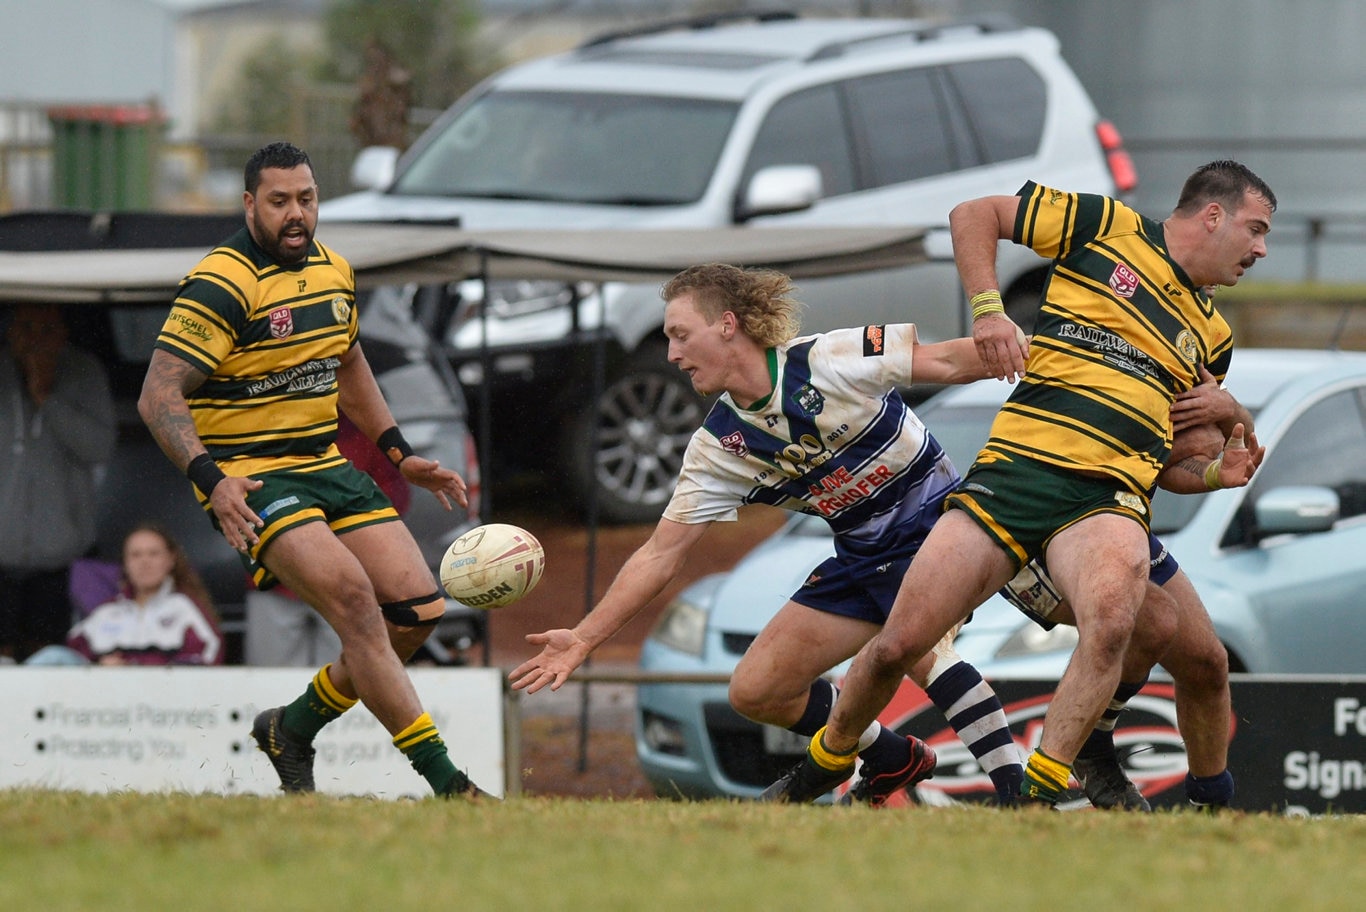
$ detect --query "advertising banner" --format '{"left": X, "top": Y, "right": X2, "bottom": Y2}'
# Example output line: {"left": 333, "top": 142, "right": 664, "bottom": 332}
{"left": 873, "top": 674, "right": 1366, "bottom": 814}
{"left": 0, "top": 667, "right": 510, "bottom": 798}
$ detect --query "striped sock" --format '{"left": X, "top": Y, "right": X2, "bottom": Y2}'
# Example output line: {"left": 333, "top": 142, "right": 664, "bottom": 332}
{"left": 393, "top": 711, "right": 470, "bottom": 796}
{"left": 1022, "top": 749, "right": 1070, "bottom": 803}
{"left": 280, "top": 664, "right": 358, "bottom": 743}
{"left": 925, "top": 660, "right": 1023, "bottom": 801}
{"left": 1079, "top": 677, "right": 1147, "bottom": 758}
{"left": 857, "top": 723, "right": 912, "bottom": 773}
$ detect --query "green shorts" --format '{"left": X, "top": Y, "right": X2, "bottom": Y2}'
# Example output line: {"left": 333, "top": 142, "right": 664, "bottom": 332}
{"left": 945, "top": 453, "right": 1150, "bottom": 571}
{"left": 210, "top": 461, "right": 399, "bottom": 590}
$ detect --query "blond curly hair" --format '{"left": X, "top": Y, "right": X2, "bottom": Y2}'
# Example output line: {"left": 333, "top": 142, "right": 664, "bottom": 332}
{"left": 660, "top": 263, "right": 803, "bottom": 348}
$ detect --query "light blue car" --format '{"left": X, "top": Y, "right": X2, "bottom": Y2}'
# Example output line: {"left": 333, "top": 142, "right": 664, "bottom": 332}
{"left": 635, "top": 348, "right": 1366, "bottom": 799}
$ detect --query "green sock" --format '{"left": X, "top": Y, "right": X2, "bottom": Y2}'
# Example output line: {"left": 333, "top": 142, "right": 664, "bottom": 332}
{"left": 280, "top": 664, "right": 357, "bottom": 743}
{"left": 1020, "top": 749, "right": 1070, "bottom": 803}
{"left": 393, "top": 712, "right": 471, "bottom": 796}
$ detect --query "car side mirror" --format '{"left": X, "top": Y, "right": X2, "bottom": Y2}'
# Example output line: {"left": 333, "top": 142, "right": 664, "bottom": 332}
{"left": 735, "top": 165, "right": 822, "bottom": 222}
{"left": 1252, "top": 485, "right": 1340, "bottom": 538}
{"left": 350, "top": 146, "right": 400, "bottom": 191}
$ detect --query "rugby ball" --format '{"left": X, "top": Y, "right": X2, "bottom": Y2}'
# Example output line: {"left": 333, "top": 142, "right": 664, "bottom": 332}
{"left": 439, "top": 523, "right": 546, "bottom": 608}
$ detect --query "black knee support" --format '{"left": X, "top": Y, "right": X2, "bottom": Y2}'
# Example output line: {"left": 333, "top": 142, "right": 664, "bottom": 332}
{"left": 381, "top": 591, "right": 444, "bottom": 627}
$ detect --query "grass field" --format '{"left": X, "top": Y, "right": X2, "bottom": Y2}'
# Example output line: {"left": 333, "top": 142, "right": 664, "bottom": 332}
{"left": 4, "top": 790, "right": 1363, "bottom": 911}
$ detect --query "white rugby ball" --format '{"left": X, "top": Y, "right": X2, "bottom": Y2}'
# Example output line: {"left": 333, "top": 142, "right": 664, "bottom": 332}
{"left": 440, "top": 523, "right": 546, "bottom": 609}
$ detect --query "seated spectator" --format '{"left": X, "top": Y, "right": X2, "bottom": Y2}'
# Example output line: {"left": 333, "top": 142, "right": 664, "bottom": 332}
{"left": 0, "top": 303, "right": 115, "bottom": 661}
{"left": 60, "top": 523, "right": 223, "bottom": 665}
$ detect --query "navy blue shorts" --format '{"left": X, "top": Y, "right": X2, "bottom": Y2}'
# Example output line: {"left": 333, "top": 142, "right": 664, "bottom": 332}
{"left": 1147, "top": 534, "right": 1179, "bottom": 586}
{"left": 791, "top": 552, "right": 914, "bottom": 625}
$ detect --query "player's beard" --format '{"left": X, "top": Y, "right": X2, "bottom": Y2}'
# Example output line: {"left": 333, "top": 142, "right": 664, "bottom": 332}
{"left": 253, "top": 211, "right": 314, "bottom": 266}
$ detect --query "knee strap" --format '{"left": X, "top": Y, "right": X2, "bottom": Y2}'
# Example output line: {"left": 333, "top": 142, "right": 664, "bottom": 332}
{"left": 381, "top": 591, "right": 445, "bottom": 627}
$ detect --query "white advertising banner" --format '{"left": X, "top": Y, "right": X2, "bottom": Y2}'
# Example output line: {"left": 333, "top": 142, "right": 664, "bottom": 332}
{"left": 0, "top": 667, "right": 509, "bottom": 799}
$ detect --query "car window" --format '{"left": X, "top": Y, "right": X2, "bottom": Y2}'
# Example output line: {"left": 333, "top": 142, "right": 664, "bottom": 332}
{"left": 846, "top": 67, "right": 958, "bottom": 186}
{"left": 395, "top": 91, "right": 738, "bottom": 206}
{"left": 916, "top": 401, "right": 997, "bottom": 470}
{"left": 945, "top": 57, "right": 1047, "bottom": 163}
{"left": 742, "top": 84, "right": 856, "bottom": 198}
{"left": 1224, "top": 387, "right": 1366, "bottom": 546}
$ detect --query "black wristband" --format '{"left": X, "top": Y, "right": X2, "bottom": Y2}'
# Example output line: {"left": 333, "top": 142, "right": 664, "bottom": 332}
{"left": 377, "top": 425, "right": 415, "bottom": 467}
{"left": 186, "top": 453, "right": 227, "bottom": 497}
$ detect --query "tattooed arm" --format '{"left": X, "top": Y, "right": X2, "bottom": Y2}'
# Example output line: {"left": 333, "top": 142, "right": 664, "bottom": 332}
{"left": 1158, "top": 422, "right": 1264, "bottom": 495}
{"left": 139, "top": 350, "right": 263, "bottom": 552}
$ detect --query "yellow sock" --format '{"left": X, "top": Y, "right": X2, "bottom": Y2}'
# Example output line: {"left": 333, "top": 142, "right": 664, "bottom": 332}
{"left": 1023, "top": 748, "right": 1071, "bottom": 800}
{"left": 392, "top": 711, "right": 440, "bottom": 752}
{"left": 313, "top": 664, "right": 359, "bottom": 713}
{"left": 808, "top": 725, "right": 858, "bottom": 772}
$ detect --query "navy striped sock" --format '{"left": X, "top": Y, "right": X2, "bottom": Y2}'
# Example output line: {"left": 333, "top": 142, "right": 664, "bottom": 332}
{"left": 926, "top": 660, "right": 1022, "bottom": 800}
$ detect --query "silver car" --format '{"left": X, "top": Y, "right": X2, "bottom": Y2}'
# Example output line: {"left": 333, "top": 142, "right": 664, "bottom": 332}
{"left": 324, "top": 12, "right": 1134, "bottom": 523}
{"left": 635, "top": 348, "right": 1366, "bottom": 799}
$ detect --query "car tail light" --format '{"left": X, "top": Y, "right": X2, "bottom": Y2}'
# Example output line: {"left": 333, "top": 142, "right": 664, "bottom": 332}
{"left": 1096, "top": 119, "right": 1138, "bottom": 194}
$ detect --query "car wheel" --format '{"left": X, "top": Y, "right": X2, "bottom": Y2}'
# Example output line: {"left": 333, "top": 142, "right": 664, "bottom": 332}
{"left": 562, "top": 341, "right": 710, "bottom": 525}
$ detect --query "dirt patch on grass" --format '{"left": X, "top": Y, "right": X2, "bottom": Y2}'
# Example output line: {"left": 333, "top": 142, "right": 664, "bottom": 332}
{"left": 477, "top": 494, "right": 786, "bottom": 799}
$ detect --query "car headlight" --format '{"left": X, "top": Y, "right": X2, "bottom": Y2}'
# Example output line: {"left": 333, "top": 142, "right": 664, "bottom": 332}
{"left": 994, "top": 622, "right": 1079, "bottom": 660}
{"left": 647, "top": 596, "right": 709, "bottom": 657}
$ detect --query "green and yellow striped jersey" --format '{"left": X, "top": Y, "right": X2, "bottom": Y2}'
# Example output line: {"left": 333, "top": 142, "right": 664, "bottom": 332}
{"left": 980, "top": 181, "right": 1234, "bottom": 496}
{"left": 154, "top": 227, "right": 357, "bottom": 475}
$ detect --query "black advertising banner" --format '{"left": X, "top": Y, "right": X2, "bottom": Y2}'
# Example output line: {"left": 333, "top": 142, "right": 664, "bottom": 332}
{"left": 1215, "top": 677, "right": 1366, "bottom": 815}
{"left": 873, "top": 675, "right": 1366, "bottom": 814}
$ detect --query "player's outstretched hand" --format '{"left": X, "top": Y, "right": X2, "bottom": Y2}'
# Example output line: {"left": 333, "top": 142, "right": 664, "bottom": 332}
{"left": 400, "top": 455, "right": 468, "bottom": 510}
{"left": 210, "top": 475, "right": 265, "bottom": 553}
{"left": 510, "top": 628, "right": 592, "bottom": 694}
{"left": 973, "top": 312, "right": 1028, "bottom": 382}
{"left": 1215, "top": 422, "right": 1264, "bottom": 489}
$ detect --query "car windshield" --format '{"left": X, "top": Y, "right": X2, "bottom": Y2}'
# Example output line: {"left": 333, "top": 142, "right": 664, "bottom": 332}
{"left": 392, "top": 90, "right": 739, "bottom": 205}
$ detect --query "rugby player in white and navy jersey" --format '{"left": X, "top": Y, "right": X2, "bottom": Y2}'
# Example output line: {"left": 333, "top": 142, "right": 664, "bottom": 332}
{"left": 511, "top": 263, "right": 1025, "bottom": 806}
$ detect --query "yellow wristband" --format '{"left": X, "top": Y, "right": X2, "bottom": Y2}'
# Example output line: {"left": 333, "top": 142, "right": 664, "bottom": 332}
{"left": 1204, "top": 456, "right": 1224, "bottom": 491}
{"left": 970, "top": 289, "right": 1005, "bottom": 320}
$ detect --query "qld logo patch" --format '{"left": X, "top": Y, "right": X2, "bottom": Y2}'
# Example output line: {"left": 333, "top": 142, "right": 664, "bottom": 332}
{"left": 1109, "top": 263, "right": 1140, "bottom": 299}
{"left": 268, "top": 306, "right": 294, "bottom": 339}
{"left": 719, "top": 431, "right": 749, "bottom": 458}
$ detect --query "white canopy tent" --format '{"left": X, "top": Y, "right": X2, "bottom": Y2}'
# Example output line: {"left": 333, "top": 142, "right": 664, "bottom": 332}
{"left": 0, "top": 223, "right": 932, "bottom": 303}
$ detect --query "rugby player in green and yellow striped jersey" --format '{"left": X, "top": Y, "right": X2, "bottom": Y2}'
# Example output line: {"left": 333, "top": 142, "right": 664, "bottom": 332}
{"left": 139, "top": 142, "right": 489, "bottom": 799}
{"left": 772, "top": 160, "right": 1274, "bottom": 808}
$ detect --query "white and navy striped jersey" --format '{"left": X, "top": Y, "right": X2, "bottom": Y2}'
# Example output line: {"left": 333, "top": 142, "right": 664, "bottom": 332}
{"left": 664, "top": 324, "right": 958, "bottom": 561}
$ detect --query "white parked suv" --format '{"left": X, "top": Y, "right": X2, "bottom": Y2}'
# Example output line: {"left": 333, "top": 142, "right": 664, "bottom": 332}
{"left": 322, "top": 11, "right": 1135, "bottom": 523}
